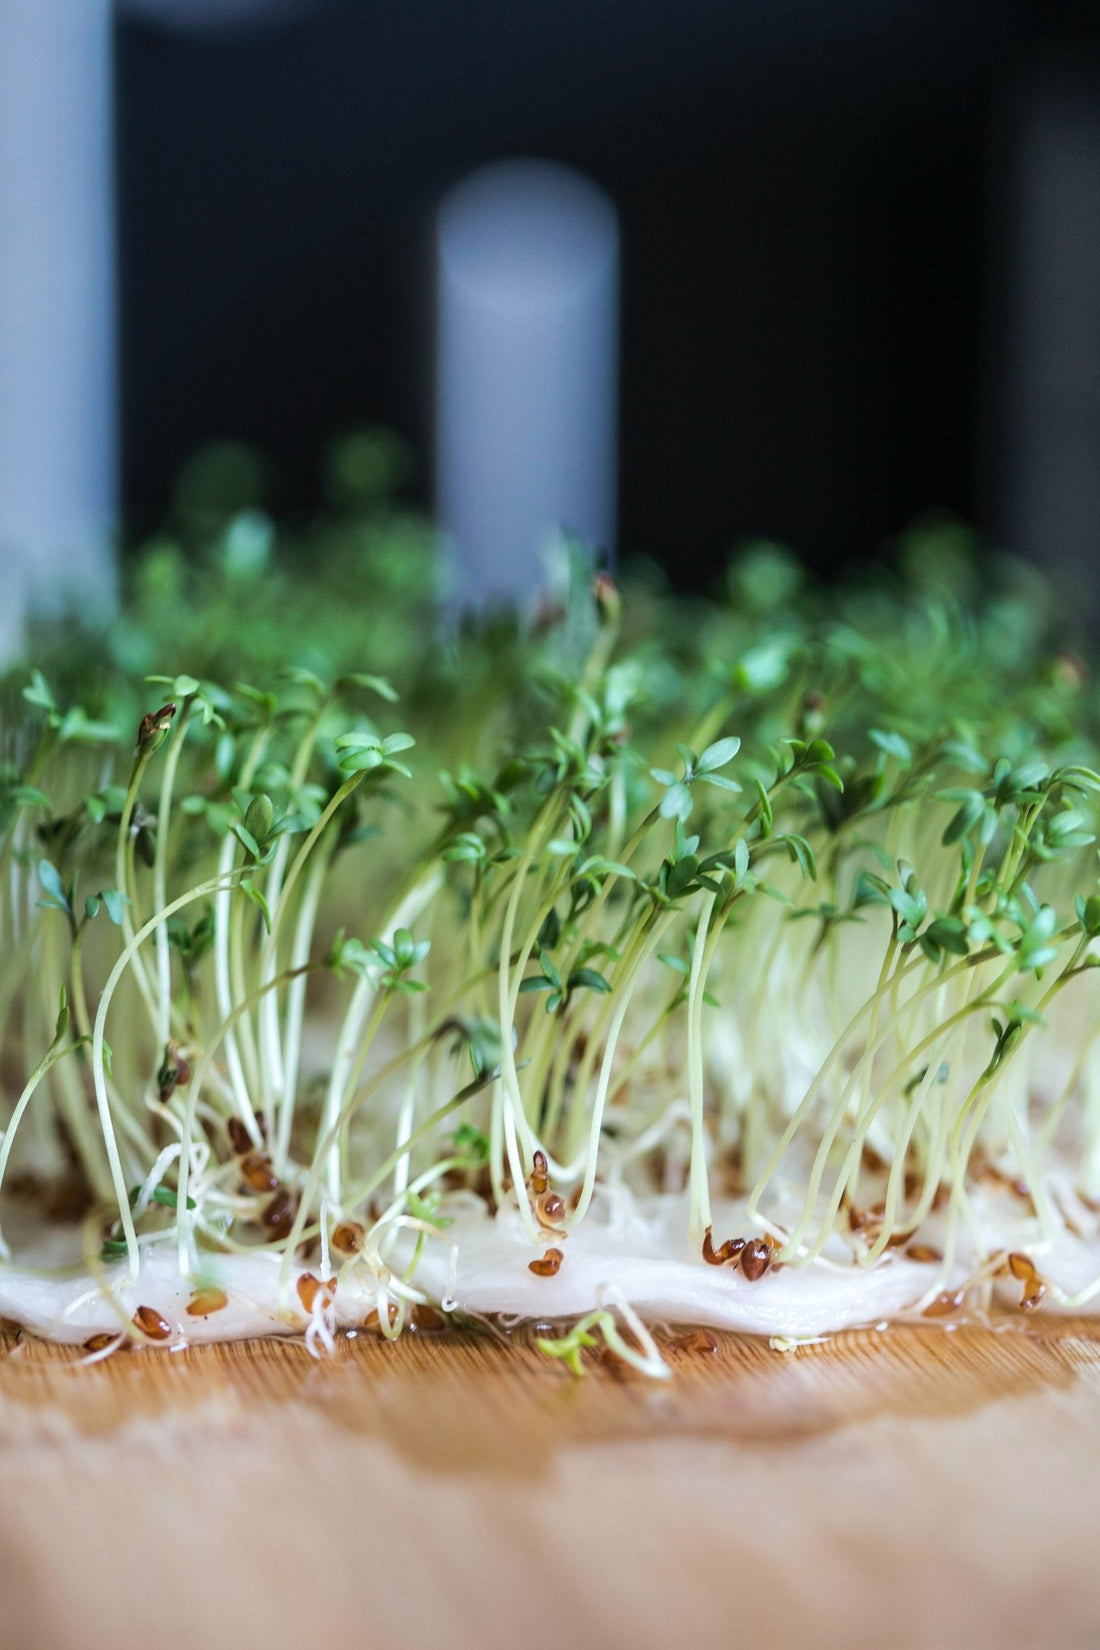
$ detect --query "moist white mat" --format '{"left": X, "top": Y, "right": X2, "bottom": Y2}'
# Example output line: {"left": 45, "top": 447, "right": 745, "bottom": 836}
{"left": 2, "top": 1190, "right": 1098, "bottom": 1350}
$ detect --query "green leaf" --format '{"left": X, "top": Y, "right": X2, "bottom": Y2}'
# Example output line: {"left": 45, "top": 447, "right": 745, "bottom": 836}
{"left": 659, "top": 783, "right": 693, "bottom": 823}
{"left": 57, "top": 707, "right": 119, "bottom": 745}
{"left": 326, "top": 932, "right": 374, "bottom": 978}
{"left": 147, "top": 672, "right": 200, "bottom": 700}
{"left": 338, "top": 748, "right": 384, "bottom": 775}
{"left": 449, "top": 1123, "right": 490, "bottom": 1164}
{"left": 244, "top": 793, "right": 274, "bottom": 843}
{"left": 22, "top": 669, "right": 58, "bottom": 717}
{"left": 665, "top": 854, "right": 701, "bottom": 899}
{"left": 888, "top": 886, "right": 927, "bottom": 928}
{"left": 339, "top": 673, "right": 399, "bottom": 703}
{"left": 814, "top": 765, "right": 845, "bottom": 793}
{"left": 443, "top": 833, "right": 488, "bottom": 867}
{"left": 752, "top": 777, "right": 773, "bottom": 836}
{"left": 150, "top": 1185, "right": 197, "bottom": 1211}
{"left": 941, "top": 739, "right": 987, "bottom": 774}
{"left": 781, "top": 835, "right": 817, "bottom": 881}
{"left": 334, "top": 729, "right": 381, "bottom": 751}
{"left": 734, "top": 638, "right": 792, "bottom": 693}
{"left": 1017, "top": 905, "right": 1059, "bottom": 973}
{"left": 232, "top": 822, "right": 261, "bottom": 860}
{"left": 536, "top": 1324, "right": 599, "bottom": 1377}
{"left": 282, "top": 666, "right": 327, "bottom": 698}
{"left": 1047, "top": 810, "right": 1095, "bottom": 851}
{"left": 239, "top": 879, "right": 272, "bottom": 932}
{"left": 942, "top": 792, "right": 986, "bottom": 846}
{"left": 696, "top": 736, "right": 742, "bottom": 774}
{"left": 10, "top": 786, "right": 48, "bottom": 811}
{"left": 101, "top": 889, "right": 126, "bottom": 927}
{"left": 869, "top": 728, "right": 912, "bottom": 763}
{"left": 924, "top": 917, "right": 969, "bottom": 956}
{"left": 406, "top": 1188, "right": 452, "bottom": 1230}
{"left": 1054, "top": 764, "right": 1100, "bottom": 795}
{"left": 568, "top": 967, "right": 612, "bottom": 994}
{"left": 37, "top": 859, "right": 70, "bottom": 914}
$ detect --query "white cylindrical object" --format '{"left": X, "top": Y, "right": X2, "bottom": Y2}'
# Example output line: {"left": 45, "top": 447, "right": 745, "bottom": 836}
{"left": 435, "top": 159, "right": 619, "bottom": 606}
{"left": 0, "top": 553, "right": 27, "bottom": 670}
{"left": 0, "top": 0, "right": 116, "bottom": 619}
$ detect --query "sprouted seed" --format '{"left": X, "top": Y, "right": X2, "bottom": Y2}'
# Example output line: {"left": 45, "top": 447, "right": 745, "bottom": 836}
{"left": 702, "top": 1228, "right": 746, "bottom": 1267}
{"left": 528, "top": 1247, "right": 564, "bottom": 1277}
{"left": 263, "top": 1191, "right": 297, "bottom": 1237}
{"left": 186, "top": 1287, "right": 228, "bottom": 1317}
{"left": 296, "top": 1273, "right": 335, "bottom": 1315}
{"left": 739, "top": 1239, "right": 773, "bottom": 1282}
{"left": 331, "top": 1221, "right": 365, "bottom": 1257}
{"left": 132, "top": 1305, "right": 172, "bottom": 1342}
{"left": 1007, "top": 1252, "right": 1047, "bottom": 1312}
{"left": 227, "top": 1119, "right": 252, "bottom": 1157}
{"left": 2, "top": 529, "right": 1100, "bottom": 1373}
{"left": 667, "top": 1328, "right": 719, "bottom": 1355}
{"left": 83, "top": 1331, "right": 120, "bottom": 1353}
{"left": 923, "top": 1290, "right": 967, "bottom": 1319}
{"left": 410, "top": 1304, "right": 446, "bottom": 1332}
{"left": 240, "top": 1154, "right": 278, "bottom": 1193}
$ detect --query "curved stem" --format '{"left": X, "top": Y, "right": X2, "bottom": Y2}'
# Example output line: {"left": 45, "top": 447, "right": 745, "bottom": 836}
{"left": 92, "top": 869, "right": 249, "bottom": 1278}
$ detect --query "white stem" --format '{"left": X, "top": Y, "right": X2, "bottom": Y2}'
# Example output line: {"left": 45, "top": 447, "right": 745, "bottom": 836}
{"left": 319, "top": 870, "right": 443, "bottom": 1201}
{"left": 686, "top": 891, "right": 717, "bottom": 1240}
{"left": 273, "top": 846, "right": 330, "bottom": 1174}
{"left": 93, "top": 871, "right": 246, "bottom": 1278}
{"left": 213, "top": 832, "right": 257, "bottom": 1137}
{"left": 572, "top": 917, "right": 669, "bottom": 1226}
{"left": 153, "top": 708, "right": 190, "bottom": 1047}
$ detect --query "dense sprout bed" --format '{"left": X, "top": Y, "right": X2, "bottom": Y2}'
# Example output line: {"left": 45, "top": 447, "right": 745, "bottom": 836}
{"left": 3, "top": 495, "right": 1100, "bottom": 1374}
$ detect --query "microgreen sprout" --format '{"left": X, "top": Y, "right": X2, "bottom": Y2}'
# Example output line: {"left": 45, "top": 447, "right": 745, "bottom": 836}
{"left": 3, "top": 520, "right": 1100, "bottom": 1366}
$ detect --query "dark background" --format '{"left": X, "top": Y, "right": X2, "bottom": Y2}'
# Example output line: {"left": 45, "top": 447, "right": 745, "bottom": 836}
{"left": 115, "top": 0, "right": 1100, "bottom": 587}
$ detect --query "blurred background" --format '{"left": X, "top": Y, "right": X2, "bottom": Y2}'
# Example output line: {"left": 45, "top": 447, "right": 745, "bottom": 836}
{"left": 1, "top": 0, "right": 1099, "bottom": 634}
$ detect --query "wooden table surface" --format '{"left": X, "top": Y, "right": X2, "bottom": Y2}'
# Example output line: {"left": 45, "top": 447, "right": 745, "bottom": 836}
{"left": 1, "top": 1317, "right": 1099, "bottom": 1650}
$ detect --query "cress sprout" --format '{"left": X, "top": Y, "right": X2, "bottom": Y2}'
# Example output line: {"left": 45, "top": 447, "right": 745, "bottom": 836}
{"left": 2, "top": 502, "right": 1100, "bottom": 1371}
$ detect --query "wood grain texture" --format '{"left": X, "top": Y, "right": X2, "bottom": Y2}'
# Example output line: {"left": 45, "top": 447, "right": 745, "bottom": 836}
{"left": 1, "top": 1318, "right": 1099, "bottom": 1650}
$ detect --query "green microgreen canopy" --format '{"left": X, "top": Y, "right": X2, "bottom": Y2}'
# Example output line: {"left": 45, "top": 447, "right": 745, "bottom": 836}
{"left": 2, "top": 496, "right": 1100, "bottom": 1355}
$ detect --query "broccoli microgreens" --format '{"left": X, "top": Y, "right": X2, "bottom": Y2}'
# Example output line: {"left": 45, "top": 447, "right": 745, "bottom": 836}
{"left": 2, "top": 522, "right": 1100, "bottom": 1362}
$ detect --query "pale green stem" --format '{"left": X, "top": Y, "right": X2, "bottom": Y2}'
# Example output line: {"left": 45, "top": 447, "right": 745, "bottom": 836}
{"left": 93, "top": 870, "right": 248, "bottom": 1279}
{"left": 153, "top": 703, "right": 192, "bottom": 1046}
{"left": 571, "top": 912, "right": 672, "bottom": 1225}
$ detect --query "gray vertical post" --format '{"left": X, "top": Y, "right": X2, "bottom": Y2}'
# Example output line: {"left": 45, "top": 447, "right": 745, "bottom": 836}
{"left": 991, "top": 65, "right": 1100, "bottom": 619}
{"left": 435, "top": 159, "right": 619, "bottom": 608}
{"left": 0, "top": 0, "right": 117, "bottom": 632}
